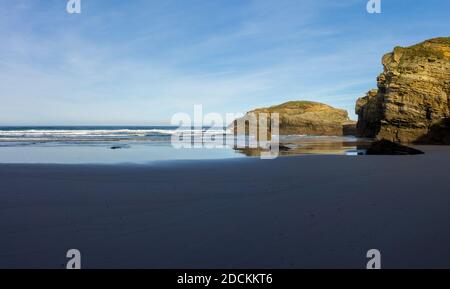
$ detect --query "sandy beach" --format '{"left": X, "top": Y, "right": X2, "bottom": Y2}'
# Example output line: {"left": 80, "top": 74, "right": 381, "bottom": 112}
{"left": 1, "top": 146, "right": 449, "bottom": 269}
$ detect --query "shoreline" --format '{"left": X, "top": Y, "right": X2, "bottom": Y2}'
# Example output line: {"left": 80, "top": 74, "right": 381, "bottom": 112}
{"left": 0, "top": 135, "right": 369, "bottom": 164}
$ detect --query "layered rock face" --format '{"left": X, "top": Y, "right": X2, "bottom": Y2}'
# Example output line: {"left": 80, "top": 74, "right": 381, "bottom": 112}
{"left": 233, "top": 101, "right": 356, "bottom": 136}
{"left": 356, "top": 37, "right": 450, "bottom": 144}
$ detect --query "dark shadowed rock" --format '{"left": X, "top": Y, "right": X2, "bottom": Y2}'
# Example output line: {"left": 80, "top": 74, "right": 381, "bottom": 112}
{"left": 366, "top": 140, "right": 424, "bottom": 155}
{"left": 415, "top": 118, "right": 450, "bottom": 144}
{"left": 110, "top": 145, "right": 130, "bottom": 150}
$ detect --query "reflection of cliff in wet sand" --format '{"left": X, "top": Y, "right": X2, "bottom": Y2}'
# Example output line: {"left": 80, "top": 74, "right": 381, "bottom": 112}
{"left": 234, "top": 136, "right": 372, "bottom": 157}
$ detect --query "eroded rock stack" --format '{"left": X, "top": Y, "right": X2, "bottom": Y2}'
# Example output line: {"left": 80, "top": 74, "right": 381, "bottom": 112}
{"left": 356, "top": 37, "right": 450, "bottom": 144}
{"left": 233, "top": 101, "right": 356, "bottom": 136}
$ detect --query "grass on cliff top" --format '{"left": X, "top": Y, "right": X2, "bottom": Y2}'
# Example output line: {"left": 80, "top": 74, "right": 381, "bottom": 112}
{"left": 268, "top": 101, "right": 329, "bottom": 110}
{"left": 248, "top": 100, "right": 350, "bottom": 122}
{"left": 395, "top": 37, "right": 450, "bottom": 62}
{"left": 251, "top": 100, "right": 337, "bottom": 113}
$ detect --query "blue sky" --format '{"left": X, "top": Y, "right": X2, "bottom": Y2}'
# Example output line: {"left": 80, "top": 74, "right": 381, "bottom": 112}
{"left": 0, "top": 0, "right": 449, "bottom": 125}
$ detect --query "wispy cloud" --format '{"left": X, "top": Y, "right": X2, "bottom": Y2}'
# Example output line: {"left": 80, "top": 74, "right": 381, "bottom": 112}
{"left": 0, "top": 0, "right": 449, "bottom": 124}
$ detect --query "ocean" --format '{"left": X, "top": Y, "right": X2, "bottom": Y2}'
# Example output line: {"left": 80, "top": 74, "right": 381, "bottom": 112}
{"left": 0, "top": 126, "right": 367, "bottom": 163}
{"left": 0, "top": 126, "right": 228, "bottom": 145}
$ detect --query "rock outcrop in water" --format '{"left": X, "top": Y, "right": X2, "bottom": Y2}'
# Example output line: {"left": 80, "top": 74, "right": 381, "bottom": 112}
{"left": 233, "top": 101, "right": 356, "bottom": 136}
{"left": 356, "top": 37, "right": 450, "bottom": 144}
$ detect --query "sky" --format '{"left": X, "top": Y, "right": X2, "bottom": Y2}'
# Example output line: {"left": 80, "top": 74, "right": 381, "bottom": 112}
{"left": 0, "top": 0, "right": 449, "bottom": 125}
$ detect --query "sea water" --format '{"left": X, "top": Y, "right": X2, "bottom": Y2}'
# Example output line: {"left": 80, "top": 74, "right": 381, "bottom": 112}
{"left": 0, "top": 126, "right": 367, "bottom": 163}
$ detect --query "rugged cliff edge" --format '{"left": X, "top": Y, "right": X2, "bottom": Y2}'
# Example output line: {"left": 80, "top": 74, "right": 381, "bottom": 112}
{"left": 356, "top": 37, "right": 450, "bottom": 144}
{"left": 233, "top": 101, "right": 356, "bottom": 136}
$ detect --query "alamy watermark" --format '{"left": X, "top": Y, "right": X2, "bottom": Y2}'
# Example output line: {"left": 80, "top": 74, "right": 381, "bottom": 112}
{"left": 66, "top": 248, "right": 81, "bottom": 269}
{"left": 66, "top": 0, "right": 81, "bottom": 14}
{"left": 66, "top": 0, "right": 382, "bottom": 15}
{"left": 170, "top": 105, "right": 280, "bottom": 159}
{"left": 366, "top": 0, "right": 382, "bottom": 14}
{"left": 366, "top": 249, "right": 381, "bottom": 269}
{"left": 64, "top": 248, "right": 382, "bottom": 269}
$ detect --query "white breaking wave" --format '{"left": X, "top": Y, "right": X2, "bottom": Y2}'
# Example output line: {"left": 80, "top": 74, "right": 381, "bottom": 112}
{"left": 0, "top": 128, "right": 232, "bottom": 143}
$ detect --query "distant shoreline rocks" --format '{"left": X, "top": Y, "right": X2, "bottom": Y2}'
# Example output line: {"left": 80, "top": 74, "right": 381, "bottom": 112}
{"left": 232, "top": 100, "right": 356, "bottom": 136}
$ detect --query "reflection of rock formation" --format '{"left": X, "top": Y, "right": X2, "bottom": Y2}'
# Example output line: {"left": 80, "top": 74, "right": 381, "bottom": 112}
{"left": 234, "top": 145, "right": 290, "bottom": 157}
{"left": 356, "top": 37, "right": 450, "bottom": 144}
{"left": 233, "top": 136, "right": 370, "bottom": 157}
{"left": 233, "top": 101, "right": 356, "bottom": 136}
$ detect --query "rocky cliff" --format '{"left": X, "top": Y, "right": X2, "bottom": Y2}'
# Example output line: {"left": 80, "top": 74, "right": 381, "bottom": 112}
{"left": 356, "top": 37, "right": 450, "bottom": 144}
{"left": 233, "top": 101, "right": 356, "bottom": 136}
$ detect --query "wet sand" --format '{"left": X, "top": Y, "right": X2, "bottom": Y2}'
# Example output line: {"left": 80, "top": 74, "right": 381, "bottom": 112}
{"left": 0, "top": 146, "right": 449, "bottom": 268}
